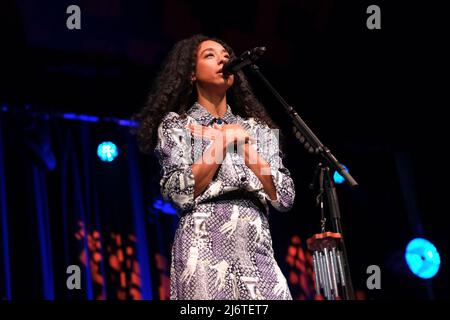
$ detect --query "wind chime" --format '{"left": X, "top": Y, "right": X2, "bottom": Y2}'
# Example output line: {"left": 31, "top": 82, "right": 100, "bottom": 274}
{"left": 307, "top": 232, "right": 346, "bottom": 300}
{"left": 306, "top": 163, "right": 354, "bottom": 300}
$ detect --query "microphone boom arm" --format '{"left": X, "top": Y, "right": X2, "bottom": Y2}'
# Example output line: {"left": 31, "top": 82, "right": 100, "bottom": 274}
{"left": 248, "top": 63, "right": 358, "bottom": 188}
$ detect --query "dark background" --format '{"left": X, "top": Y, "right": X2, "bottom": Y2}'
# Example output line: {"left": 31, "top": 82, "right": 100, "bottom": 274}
{"left": 1, "top": 0, "right": 449, "bottom": 300}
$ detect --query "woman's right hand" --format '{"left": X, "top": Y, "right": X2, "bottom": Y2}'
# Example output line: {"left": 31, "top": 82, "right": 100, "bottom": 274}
{"left": 186, "top": 123, "right": 254, "bottom": 150}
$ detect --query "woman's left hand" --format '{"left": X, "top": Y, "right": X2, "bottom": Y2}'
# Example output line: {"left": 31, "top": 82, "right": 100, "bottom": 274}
{"left": 186, "top": 123, "right": 223, "bottom": 142}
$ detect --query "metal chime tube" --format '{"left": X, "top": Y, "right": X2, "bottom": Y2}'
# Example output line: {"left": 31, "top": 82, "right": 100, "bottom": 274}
{"left": 329, "top": 248, "right": 339, "bottom": 298}
{"left": 320, "top": 251, "right": 331, "bottom": 299}
{"left": 336, "top": 250, "right": 347, "bottom": 289}
{"left": 331, "top": 247, "right": 341, "bottom": 285}
{"left": 317, "top": 252, "right": 326, "bottom": 298}
{"left": 323, "top": 247, "right": 335, "bottom": 299}
{"left": 312, "top": 252, "right": 321, "bottom": 294}
{"left": 315, "top": 252, "right": 323, "bottom": 295}
{"left": 317, "top": 251, "right": 326, "bottom": 297}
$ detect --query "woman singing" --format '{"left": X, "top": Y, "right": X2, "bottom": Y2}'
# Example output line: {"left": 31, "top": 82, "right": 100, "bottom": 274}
{"left": 133, "top": 34, "right": 296, "bottom": 300}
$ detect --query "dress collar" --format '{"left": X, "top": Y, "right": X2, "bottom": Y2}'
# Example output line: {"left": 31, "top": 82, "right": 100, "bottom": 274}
{"left": 187, "top": 102, "right": 237, "bottom": 126}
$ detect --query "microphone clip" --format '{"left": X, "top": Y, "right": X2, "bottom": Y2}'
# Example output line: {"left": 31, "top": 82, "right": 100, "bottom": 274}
{"left": 222, "top": 46, "right": 266, "bottom": 75}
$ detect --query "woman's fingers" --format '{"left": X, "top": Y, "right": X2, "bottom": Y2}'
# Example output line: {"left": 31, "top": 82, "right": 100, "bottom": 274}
{"left": 186, "top": 124, "right": 203, "bottom": 132}
{"left": 186, "top": 123, "right": 256, "bottom": 145}
{"left": 218, "top": 124, "right": 256, "bottom": 146}
{"left": 186, "top": 124, "right": 222, "bottom": 141}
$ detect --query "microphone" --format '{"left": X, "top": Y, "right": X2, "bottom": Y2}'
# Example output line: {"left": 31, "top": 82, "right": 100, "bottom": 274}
{"left": 222, "top": 46, "right": 266, "bottom": 75}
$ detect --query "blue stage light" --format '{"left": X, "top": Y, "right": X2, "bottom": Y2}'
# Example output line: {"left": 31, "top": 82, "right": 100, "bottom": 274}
{"left": 405, "top": 238, "right": 441, "bottom": 279}
{"left": 97, "top": 141, "right": 118, "bottom": 162}
{"left": 333, "top": 165, "right": 348, "bottom": 184}
{"left": 153, "top": 199, "right": 177, "bottom": 215}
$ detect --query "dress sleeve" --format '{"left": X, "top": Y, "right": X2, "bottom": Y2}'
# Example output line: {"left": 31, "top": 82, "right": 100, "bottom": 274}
{"left": 257, "top": 123, "right": 296, "bottom": 212}
{"left": 154, "top": 112, "right": 195, "bottom": 212}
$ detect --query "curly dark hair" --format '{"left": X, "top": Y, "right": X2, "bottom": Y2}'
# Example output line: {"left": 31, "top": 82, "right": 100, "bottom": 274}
{"left": 132, "top": 34, "right": 282, "bottom": 154}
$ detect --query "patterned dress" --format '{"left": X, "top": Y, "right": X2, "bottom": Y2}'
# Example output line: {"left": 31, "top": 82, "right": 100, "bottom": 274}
{"left": 154, "top": 102, "right": 296, "bottom": 300}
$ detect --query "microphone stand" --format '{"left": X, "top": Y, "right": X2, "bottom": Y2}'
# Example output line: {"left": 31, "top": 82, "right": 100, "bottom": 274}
{"left": 248, "top": 63, "right": 357, "bottom": 300}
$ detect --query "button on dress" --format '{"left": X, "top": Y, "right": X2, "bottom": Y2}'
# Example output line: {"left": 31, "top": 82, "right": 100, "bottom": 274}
{"left": 154, "top": 102, "right": 296, "bottom": 300}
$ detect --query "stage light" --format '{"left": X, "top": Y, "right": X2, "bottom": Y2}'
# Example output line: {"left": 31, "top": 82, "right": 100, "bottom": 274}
{"left": 97, "top": 141, "right": 118, "bottom": 162}
{"left": 333, "top": 165, "right": 348, "bottom": 184}
{"left": 63, "top": 113, "right": 99, "bottom": 122}
{"left": 405, "top": 238, "right": 441, "bottom": 279}
{"left": 153, "top": 199, "right": 177, "bottom": 215}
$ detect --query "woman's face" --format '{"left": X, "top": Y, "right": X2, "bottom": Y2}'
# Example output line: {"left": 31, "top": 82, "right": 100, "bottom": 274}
{"left": 193, "top": 40, "right": 234, "bottom": 92}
